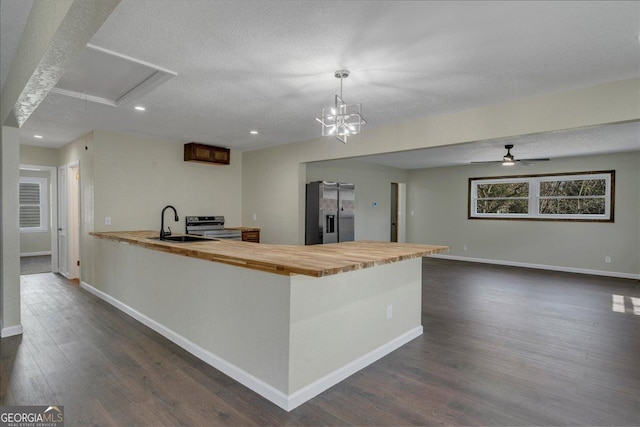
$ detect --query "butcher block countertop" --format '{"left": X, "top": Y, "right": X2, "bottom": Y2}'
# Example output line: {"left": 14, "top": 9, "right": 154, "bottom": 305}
{"left": 91, "top": 230, "right": 448, "bottom": 277}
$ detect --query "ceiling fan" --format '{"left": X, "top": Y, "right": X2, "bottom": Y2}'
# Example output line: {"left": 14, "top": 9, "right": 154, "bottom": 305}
{"left": 472, "top": 144, "right": 550, "bottom": 166}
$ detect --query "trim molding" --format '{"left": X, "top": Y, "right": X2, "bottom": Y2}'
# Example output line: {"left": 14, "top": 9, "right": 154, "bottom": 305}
{"left": 79, "top": 281, "right": 290, "bottom": 409}
{"left": 429, "top": 254, "right": 640, "bottom": 280}
{"left": 286, "top": 326, "right": 423, "bottom": 411}
{"left": 20, "top": 251, "right": 52, "bottom": 257}
{"left": 80, "top": 281, "right": 422, "bottom": 411}
{"left": 1, "top": 324, "right": 24, "bottom": 338}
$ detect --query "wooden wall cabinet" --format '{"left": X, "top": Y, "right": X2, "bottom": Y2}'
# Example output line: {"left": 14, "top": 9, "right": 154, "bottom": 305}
{"left": 184, "top": 142, "right": 230, "bottom": 165}
{"left": 242, "top": 230, "right": 260, "bottom": 243}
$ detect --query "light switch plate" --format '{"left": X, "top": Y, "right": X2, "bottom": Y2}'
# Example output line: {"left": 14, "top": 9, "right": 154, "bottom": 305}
{"left": 105, "top": 216, "right": 111, "bottom": 225}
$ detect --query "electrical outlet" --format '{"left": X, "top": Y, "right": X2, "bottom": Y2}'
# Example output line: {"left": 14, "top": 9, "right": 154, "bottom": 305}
{"left": 410, "top": 210, "right": 415, "bottom": 216}
{"left": 463, "top": 245, "right": 468, "bottom": 251}
{"left": 605, "top": 256, "right": 611, "bottom": 264}
{"left": 105, "top": 216, "right": 111, "bottom": 225}
{"left": 386, "top": 305, "right": 393, "bottom": 319}
{"left": 253, "top": 213, "right": 257, "bottom": 221}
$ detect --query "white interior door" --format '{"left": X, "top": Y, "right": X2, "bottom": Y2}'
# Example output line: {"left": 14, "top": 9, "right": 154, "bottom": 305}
{"left": 68, "top": 164, "right": 80, "bottom": 279}
{"left": 58, "top": 165, "right": 69, "bottom": 278}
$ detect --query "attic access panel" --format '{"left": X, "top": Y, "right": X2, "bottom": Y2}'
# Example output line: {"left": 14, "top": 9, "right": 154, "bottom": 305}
{"left": 52, "top": 44, "right": 176, "bottom": 107}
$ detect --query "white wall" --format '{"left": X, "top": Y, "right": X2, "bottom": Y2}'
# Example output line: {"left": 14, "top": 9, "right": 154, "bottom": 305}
{"left": 306, "top": 159, "right": 408, "bottom": 242}
{"left": 406, "top": 151, "right": 640, "bottom": 277}
{"left": 1, "top": 126, "right": 21, "bottom": 334}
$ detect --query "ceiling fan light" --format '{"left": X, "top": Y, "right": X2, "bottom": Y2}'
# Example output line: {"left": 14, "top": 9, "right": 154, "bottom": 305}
{"left": 502, "top": 161, "right": 515, "bottom": 166}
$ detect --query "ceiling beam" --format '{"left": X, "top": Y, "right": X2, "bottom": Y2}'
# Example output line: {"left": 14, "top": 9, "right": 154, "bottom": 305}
{"left": 0, "top": 0, "right": 121, "bottom": 128}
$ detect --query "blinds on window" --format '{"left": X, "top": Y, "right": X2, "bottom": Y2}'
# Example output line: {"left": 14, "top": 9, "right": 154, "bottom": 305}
{"left": 19, "top": 182, "right": 41, "bottom": 228}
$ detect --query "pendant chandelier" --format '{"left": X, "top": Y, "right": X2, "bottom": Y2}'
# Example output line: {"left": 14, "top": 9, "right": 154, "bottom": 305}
{"left": 315, "top": 70, "right": 366, "bottom": 143}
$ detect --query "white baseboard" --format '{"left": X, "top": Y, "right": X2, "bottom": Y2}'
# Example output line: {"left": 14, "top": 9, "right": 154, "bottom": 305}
{"left": 1, "top": 324, "right": 24, "bottom": 338}
{"left": 80, "top": 281, "right": 422, "bottom": 411}
{"left": 429, "top": 254, "right": 640, "bottom": 280}
{"left": 286, "top": 326, "right": 423, "bottom": 411}
{"left": 79, "top": 281, "right": 289, "bottom": 409}
{"left": 20, "top": 251, "right": 52, "bottom": 257}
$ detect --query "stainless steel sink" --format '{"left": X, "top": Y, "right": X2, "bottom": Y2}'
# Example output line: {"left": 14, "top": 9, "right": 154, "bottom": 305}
{"left": 149, "top": 235, "right": 218, "bottom": 243}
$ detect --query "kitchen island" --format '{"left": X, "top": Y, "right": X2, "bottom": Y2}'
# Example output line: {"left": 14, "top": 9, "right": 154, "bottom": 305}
{"left": 88, "top": 231, "right": 447, "bottom": 410}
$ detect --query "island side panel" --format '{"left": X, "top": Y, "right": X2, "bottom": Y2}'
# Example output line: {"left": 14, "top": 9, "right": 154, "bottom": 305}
{"left": 92, "top": 238, "right": 291, "bottom": 394}
{"left": 288, "top": 257, "right": 423, "bottom": 395}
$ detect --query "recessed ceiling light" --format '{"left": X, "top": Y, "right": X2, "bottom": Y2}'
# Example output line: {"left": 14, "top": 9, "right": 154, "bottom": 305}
{"left": 134, "top": 106, "right": 146, "bottom": 111}
{"left": 250, "top": 130, "right": 259, "bottom": 135}
{"left": 34, "top": 135, "right": 43, "bottom": 139}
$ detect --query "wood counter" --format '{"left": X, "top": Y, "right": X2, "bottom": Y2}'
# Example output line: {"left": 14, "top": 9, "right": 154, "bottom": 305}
{"left": 90, "top": 230, "right": 448, "bottom": 277}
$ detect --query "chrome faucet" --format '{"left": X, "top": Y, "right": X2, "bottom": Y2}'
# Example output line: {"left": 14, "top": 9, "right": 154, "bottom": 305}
{"left": 160, "top": 205, "right": 179, "bottom": 240}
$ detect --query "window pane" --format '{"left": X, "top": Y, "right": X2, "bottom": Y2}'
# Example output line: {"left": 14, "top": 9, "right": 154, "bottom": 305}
{"left": 19, "top": 183, "right": 40, "bottom": 204}
{"left": 539, "top": 179, "right": 606, "bottom": 197}
{"left": 477, "top": 199, "right": 528, "bottom": 214}
{"left": 470, "top": 172, "right": 612, "bottom": 221}
{"left": 477, "top": 182, "right": 529, "bottom": 199}
{"left": 20, "top": 206, "right": 41, "bottom": 227}
{"left": 539, "top": 198, "right": 605, "bottom": 215}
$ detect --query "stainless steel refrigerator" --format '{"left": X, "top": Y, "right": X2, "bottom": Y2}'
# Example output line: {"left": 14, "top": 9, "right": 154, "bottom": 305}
{"left": 305, "top": 181, "right": 355, "bottom": 245}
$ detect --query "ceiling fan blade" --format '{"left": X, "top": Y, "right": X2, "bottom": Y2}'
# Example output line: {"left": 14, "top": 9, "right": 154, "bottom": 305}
{"left": 470, "top": 160, "right": 502, "bottom": 164}
{"left": 519, "top": 158, "right": 550, "bottom": 162}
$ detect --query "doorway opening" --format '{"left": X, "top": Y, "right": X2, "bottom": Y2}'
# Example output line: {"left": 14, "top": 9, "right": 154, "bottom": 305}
{"left": 391, "top": 183, "right": 398, "bottom": 242}
{"left": 19, "top": 164, "right": 58, "bottom": 276}
{"left": 390, "top": 183, "right": 407, "bottom": 243}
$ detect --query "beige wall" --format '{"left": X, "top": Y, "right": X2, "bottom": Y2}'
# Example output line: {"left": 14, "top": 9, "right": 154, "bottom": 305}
{"left": 406, "top": 151, "right": 640, "bottom": 276}
{"left": 92, "top": 131, "right": 242, "bottom": 232}
{"left": 91, "top": 236, "right": 424, "bottom": 408}
{"left": 19, "top": 169, "right": 52, "bottom": 255}
{"left": 59, "top": 132, "right": 95, "bottom": 284}
{"left": 57, "top": 130, "right": 243, "bottom": 284}
{"left": 93, "top": 238, "right": 292, "bottom": 393}
{"left": 20, "top": 144, "right": 59, "bottom": 166}
{"left": 289, "top": 258, "right": 422, "bottom": 392}
{"left": 242, "top": 78, "right": 640, "bottom": 245}
{"left": 306, "top": 159, "right": 408, "bottom": 242}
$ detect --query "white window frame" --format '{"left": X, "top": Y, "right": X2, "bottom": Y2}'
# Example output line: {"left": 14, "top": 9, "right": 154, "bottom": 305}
{"left": 469, "top": 170, "right": 614, "bottom": 222}
{"left": 19, "top": 176, "right": 49, "bottom": 233}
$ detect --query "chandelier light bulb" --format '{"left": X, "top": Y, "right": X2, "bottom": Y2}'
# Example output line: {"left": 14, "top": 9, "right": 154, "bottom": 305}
{"left": 315, "top": 70, "right": 366, "bottom": 143}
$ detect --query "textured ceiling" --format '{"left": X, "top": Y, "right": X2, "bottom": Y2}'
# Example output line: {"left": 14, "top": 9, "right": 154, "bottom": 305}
{"left": 0, "top": 0, "right": 33, "bottom": 89}
{"left": 357, "top": 121, "right": 640, "bottom": 169}
{"left": 4, "top": 1, "right": 640, "bottom": 166}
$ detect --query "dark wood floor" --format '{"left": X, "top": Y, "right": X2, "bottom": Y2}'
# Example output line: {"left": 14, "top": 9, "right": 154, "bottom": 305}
{"left": 2, "top": 259, "right": 639, "bottom": 426}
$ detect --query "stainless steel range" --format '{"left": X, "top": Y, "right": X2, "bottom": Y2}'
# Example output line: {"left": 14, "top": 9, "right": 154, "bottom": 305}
{"left": 185, "top": 216, "right": 242, "bottom": 241}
